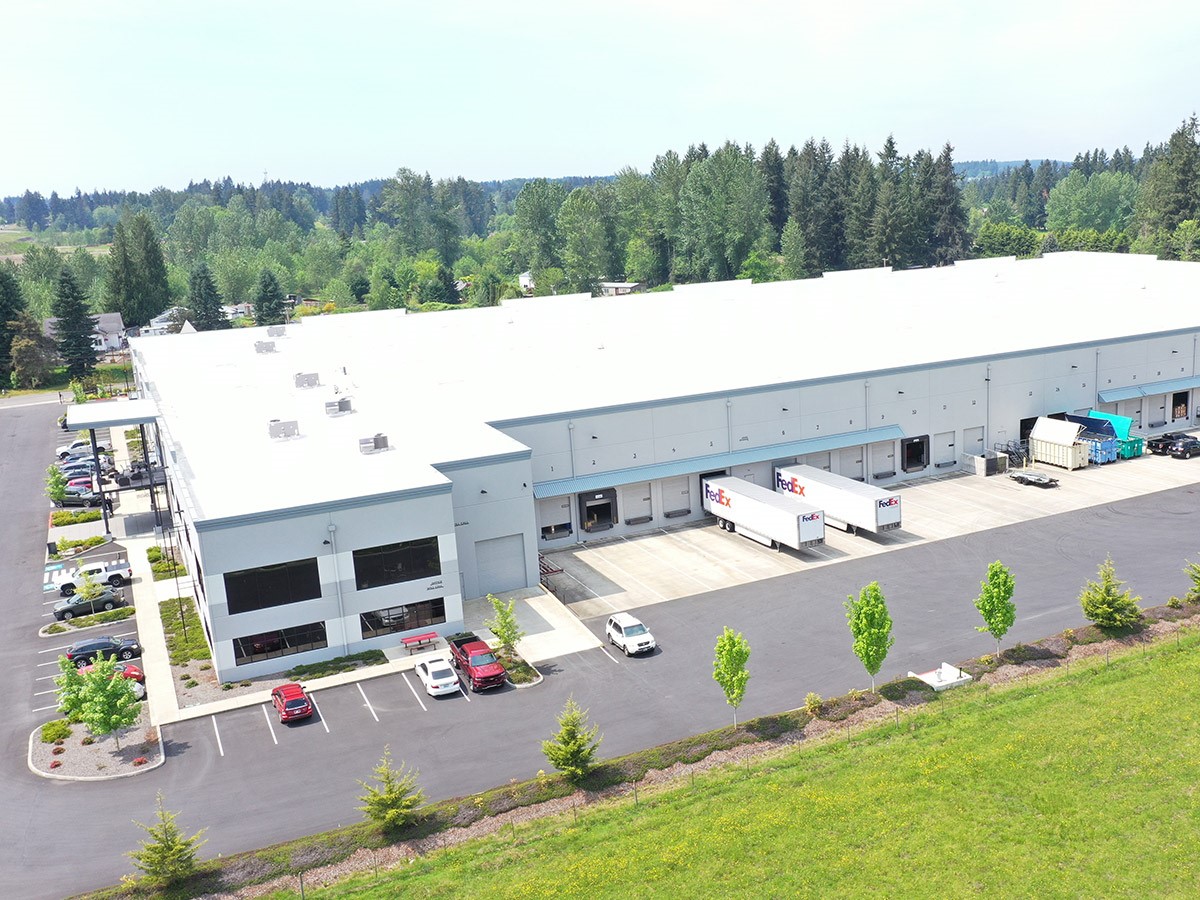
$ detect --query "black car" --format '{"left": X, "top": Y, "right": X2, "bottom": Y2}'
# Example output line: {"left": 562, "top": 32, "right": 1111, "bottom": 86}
{"left": 53, "top": 487, "right": 102, "bottom": 508}
{"left": 64, "top": 635, "right": 142, "bottom": 665}
{"left": 53, "top": 587, "right": 126, "bottom": 621}
{"left": 1147, "top": 432, "right": 1194, "bottom": 455}
{"left": 1168, "top": 437, "right": 1200, "bottom": 459}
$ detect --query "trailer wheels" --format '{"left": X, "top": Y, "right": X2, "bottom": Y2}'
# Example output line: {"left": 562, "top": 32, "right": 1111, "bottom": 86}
{"left": 716, "top": 518, "right": 726, "bottom": 530}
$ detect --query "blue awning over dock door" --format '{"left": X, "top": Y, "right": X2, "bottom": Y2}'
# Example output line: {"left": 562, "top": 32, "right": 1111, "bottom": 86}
{"left": 532, "top": 425, "right": 905, "bottom": 498}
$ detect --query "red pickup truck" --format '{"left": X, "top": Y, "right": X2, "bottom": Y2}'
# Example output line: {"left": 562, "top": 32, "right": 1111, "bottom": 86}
{"left": 446, "top": 632, "right": 507, "bottom": 692}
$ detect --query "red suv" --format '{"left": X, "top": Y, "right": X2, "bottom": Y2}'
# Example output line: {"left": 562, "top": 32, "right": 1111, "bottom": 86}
{"left": 270, "top": 682, "right": 313, "bottom": 723}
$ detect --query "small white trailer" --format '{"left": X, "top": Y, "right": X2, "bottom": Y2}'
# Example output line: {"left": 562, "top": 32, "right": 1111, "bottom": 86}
{"left": 774, "top": 464, "right": 902, "bottom": 535}
{"left": 701, "top": 476, "right": 825, "bottom": 550}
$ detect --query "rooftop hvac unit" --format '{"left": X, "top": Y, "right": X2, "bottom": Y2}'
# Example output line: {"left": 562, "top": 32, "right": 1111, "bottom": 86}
{"left": 254, "top": 340, "right": 276, "bottom": 354}
{"left": 267, "top": 325, "right": 286, "bottom": 337}
{"left": 325, "top": 397, "right": 353, "bottom": 416}
{"left": 359, "top": 433, "right": 389, "bottom": 454}
{"left": 294, "top": 372, "right": 319, "bottom": 389}
{"left": 268, "top": 419, "right": 299, "bottom": 439}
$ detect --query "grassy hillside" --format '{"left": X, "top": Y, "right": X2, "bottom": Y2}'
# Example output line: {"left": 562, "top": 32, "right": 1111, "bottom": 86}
{"left": 271, "top": 632, "right": 1200, "bottom": 898}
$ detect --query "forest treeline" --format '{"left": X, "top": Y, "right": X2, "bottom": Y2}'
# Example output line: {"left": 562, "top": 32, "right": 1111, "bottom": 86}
{"left": 3, "top": 119, "right": 1200, "bottom": 338}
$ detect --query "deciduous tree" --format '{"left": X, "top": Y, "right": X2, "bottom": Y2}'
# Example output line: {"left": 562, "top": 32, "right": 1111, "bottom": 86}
{"left": 712, "top": 626, "right": 751, "bottom": 728}
{"left": 974, "top": 561, "right": 1016, "bottom": 657}
{"left": 55, "top": 652, "right": 140, "bottom": 748}
{"left": 484, "top": 593, "right": 525, "bottom": 656}
{"left": 8, "top": 311, "right": 56, "bottom": 388}
{"left": 845, "top": 581, "right": 894, "bottom": 691}
{"left": 0, "top": 261, "right": 26, "bottom": 379}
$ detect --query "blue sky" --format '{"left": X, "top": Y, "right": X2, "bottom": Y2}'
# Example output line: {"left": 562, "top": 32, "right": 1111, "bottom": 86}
{"left": 5, "top": 0, "right": 1197, "bottom": 197}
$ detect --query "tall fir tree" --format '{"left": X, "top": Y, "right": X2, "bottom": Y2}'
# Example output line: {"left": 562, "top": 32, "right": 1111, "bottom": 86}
{"left": 253, "top": 269, "right": 286, "bottom": 326}
{"left": 1135, "top": 116, "right": 1200, "bottom": 233}
{"left": 930, "top": 143, "right": 969, "bottom": 266}
{"left": 0, "top": 261, "right": 27, "bottom": 380}
{"left": 104, "top": 212, "right": 170, "bottom": 327}
{"left": 758, "top": 139, "right": 788, "bottom": 250}
{"left": 188, "top": 261, "right": 228, "bottom": 331}
{"left": 52, "top": 268, "right": 96, "bottom": 380}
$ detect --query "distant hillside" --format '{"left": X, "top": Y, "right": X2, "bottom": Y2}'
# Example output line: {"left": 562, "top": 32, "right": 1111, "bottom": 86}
{"left": 956, "top": 159, "right": 1066, "bottom": 180}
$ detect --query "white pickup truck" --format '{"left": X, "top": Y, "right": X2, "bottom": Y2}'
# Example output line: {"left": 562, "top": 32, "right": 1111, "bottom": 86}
{"left": 56, "top": 559, "right": 133, "bottom": 596}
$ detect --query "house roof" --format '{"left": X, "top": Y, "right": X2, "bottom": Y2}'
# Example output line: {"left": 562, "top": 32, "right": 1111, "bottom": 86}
{"left": 43, "top": 311, "right": 126, "bottom": 338}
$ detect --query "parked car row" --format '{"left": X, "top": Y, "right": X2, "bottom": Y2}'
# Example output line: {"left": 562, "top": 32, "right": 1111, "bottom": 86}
{"left": 1146, "top": 431, "right": 1200, "bottom": 459}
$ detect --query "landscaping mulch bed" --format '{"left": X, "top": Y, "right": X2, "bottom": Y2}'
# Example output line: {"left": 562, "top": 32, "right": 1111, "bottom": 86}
{"left": 30, "top": 706, "right": 160, "bottom": 778}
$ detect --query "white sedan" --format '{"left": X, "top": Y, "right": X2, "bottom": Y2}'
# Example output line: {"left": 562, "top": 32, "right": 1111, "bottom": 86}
{"left": 414, "top": 656, "right": 460, "bottom": 696}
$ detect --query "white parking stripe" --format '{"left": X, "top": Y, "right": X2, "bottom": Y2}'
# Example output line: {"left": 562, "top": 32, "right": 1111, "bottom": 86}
{"left": 261, "top": 705, "right": 278, "bottom": 745}
{"left": 32, "top": 704, "right": 60, "bottom": 713}
{"left": 401, "top": 673, "right": 428, "bottom": 711}
{"left": 211, "top": 716, "right": 225, "bottom": 756}
{"left": 357, "top": 683, "right": 380, "bottom": 722}
{"left": 309, "top": 694, "right": 331, "bottom": 732}
{"left": 33, "top": 689, "right": 59, "bottom": 696}
{"left": 600, "top": 647, "right": 621, "bottom": 664}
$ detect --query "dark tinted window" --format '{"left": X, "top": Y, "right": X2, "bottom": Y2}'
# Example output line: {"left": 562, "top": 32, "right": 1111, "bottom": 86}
{"left": 233, "top": 621, "right": 327, "bottom": 666}
{"left": 352, "top": 538, "right": 441, "bottom": 590}
{"left": 224, "top": 558, "right": 320, "bottom": 615}
{"left": 360, "top": 598, "right": 447, "bottom": 639}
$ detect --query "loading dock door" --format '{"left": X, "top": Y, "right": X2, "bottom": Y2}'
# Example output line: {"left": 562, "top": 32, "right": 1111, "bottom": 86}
{"left": 619, "top": 483, "right": 652, "bottom": 524}
{"left": 963, "top": 426, "right": 985, "bottom": 455}
{"left": 870, "top": 441, "right": 897, "bottom": 479}
{"left": 475, "top": 534, "right": 527, "bottom": 596}
{"left": 802, "top": 451, "right": 831, "bottom": 470}
{"left": 838, "top": 446, "right": 864, "bottom": 481}
{"left": 934, "top": 431, "right": 956, "bottom": 467}
{"left": 1116, "top": 399, "right": 1143, "bottom": 429}
{"left": 661, "top": 476, "right": 691, "bottom": 517}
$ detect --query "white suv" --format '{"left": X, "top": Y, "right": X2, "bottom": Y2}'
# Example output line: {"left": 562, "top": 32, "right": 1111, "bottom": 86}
{"left": 606, "top": 613, "right": 656, "bottom": 656}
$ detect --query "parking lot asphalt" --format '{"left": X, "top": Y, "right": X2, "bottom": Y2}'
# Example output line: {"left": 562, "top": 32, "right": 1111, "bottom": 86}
{"left": 3, "top": 393, "right": 1200, "bottom": 899}
{"left": 546, "top": 453, "right": 1200, "bottom": 618}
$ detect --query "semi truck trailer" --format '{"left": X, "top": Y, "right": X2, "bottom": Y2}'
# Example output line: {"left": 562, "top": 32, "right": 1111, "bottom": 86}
{"left": 701, "top": 476, "right": 825, "bottom": 550}
{"left": 774, "top": 464, "right": 901, "bottom": 535}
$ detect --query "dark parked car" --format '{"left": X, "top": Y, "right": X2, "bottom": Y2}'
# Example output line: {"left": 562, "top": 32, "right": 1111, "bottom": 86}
{"left": 1168, "top": 436, "right": 1200, "bottom": 459}
{"left": 64, "top": 635, "right": 142, "bottom": 665}
{"left": 53, "top": 486, "right": 102, "bottom": 508}
{"left": 53, "top": 587, "right": 126, "bottom": 621}
{"left": 1147, "top": 432, "right": 1195, "bottom": 455}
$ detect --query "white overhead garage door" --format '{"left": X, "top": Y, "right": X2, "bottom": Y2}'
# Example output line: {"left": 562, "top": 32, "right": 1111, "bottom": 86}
{"left": 475, "top": 534, "right": 527, "bottom": 595}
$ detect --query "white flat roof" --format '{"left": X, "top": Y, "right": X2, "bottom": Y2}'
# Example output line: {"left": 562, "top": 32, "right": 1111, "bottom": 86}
{"left": 132, "top": 253, "right": 1200, "bottom": 522}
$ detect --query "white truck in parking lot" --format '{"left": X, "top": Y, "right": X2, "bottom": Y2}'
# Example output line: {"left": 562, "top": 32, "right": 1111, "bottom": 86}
{"left": 774, "top": 464, "right": 902, "bottom": 535}
{"left": 55, "top": 559, "right": 133, "bottom": 595}
{"left": 701, "top": 476, "right": 825, "bottom": 550}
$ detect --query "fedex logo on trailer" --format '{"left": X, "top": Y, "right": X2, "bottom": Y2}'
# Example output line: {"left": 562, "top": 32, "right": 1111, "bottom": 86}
{"left": 704, "top": 483, "right": 732, "bottom": 507}
{"left": 776, "top": 472, "right": 806, "bottom": 497}
{"left": 802, "top": 512, "right": 821, "bottom": 523}
{"left": 877, "top": 497, "right": 900, "bottom": 509}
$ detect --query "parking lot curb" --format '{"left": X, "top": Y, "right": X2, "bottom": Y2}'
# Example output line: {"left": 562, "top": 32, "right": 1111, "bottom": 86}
{"left": 37, "top": 612, "right": 138, "bottom": 639}
{"left": 26, "top": 723, "right": 166, "bottom": 782}
{"left": 508, "top": 668, "right": 544, "bottom": 689}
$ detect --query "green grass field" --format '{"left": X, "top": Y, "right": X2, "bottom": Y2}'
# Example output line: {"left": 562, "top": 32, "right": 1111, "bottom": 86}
{"left": 267, "top": 633, "right": 1200, "bottom": 899}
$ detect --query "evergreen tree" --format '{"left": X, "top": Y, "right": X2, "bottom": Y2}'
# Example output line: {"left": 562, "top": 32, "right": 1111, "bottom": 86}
{"left": 869, "top": 179, "right": 907, "bottom": 268}
{"left": 0, "top": 261, "right": 26, "bottom": 380}
{"left": 758, "top": 138, "right": 788, "bottom": 249}
{"left": 930, "top": 143, "right": 968, "bottom": 265}
{"left": 357, "top": 746, "right": 425, "bottom": 832}
{"left": 1136, "top": 117, "right": 1200, "bottom": 233}
{"left": 253, "top": 269, "right": 286, "bottom": 325}
{"left": 52, "top": 268, "right": 96, "bottom": 380}
{"left": 187, "top": 261, "right": 228, "bottom": 331}
{"left": 902, "top": 149, "right": 937, "bottom": 266}
{"left": 780, "top": 217, "right": 811, "bottom": 280}
{"left": 845, "top": 157, "right": 878, "bottom": 268}
{"left": 127, "top": 792, "right": 207, "bottom": 885}
{"left": 541, "top": 696, "right": 602, "bottom": 783}
{"left": 104, "top": 212, "right": 171, "bottom": 327}
{"left": 677, "top": 142, "right": 769, "bottom": 281}
{"left": 1079, "top": 555, "right": 1142, "bottom": 629}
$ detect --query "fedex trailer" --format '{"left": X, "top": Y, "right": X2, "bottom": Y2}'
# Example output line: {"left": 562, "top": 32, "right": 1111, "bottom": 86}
{"left": 774, "top": 464, "right": 902, "bottom": 535}
{"left": 701, "top": 476, "right": 825, "bottom": 550}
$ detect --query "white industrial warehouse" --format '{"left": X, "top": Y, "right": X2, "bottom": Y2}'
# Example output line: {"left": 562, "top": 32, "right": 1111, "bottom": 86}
{"left": 121, "top": 252, "right": 1200, "bottom": 679}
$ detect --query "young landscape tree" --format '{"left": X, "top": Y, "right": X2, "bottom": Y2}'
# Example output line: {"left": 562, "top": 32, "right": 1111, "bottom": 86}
{"left": 483, "top": 593, "right": 525, "bottom": 657}
{"left": 45, "top": 464, "right": 68, "bottom": 503}
{"left": 845, "top": 581, "right": 894, "bottom": 691}
{"left": 1184, "top": 555, "right": 1200, "bottom": 601}
{"left": 51, "top": 268, "right": 96, "bottom": 380}
{"left": 127, "top": 791, "right": 207, "bottom": 886}
{"left": 541, "top": 696, "right": 602, "bottom": 783}
{"left": 253, "top": 269, "right": 286, "bottom": 326}
{"left": 55, "top": 652, "right": 140, "bottom": 749}
{"left": 712, "top": 626, "right": 751, "bottom": 728}
{"left": 1079, "top": 555, "right": 1142, "bottom": 629}
{"left": 974, "top": 560, "right": 1016, "bottom": 658}
{"left": 357, "top": 745, "right": 425, "bottom": 832}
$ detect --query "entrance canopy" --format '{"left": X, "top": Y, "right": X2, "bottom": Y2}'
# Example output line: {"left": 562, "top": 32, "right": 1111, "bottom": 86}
{"left": 65, "top": 397, "right": 159, "bottom": 430}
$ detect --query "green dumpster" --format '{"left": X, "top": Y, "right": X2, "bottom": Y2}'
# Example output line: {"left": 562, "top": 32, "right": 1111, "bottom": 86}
{"left": 1118, "top": 436, "right": 1144, "bottom": 459}
{"left": 1087, "top": 410, "right": 1143, "bottom": 459}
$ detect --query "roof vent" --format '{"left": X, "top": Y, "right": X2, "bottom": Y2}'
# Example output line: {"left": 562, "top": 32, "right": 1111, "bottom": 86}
{"left": 294, "top": 372, "right": 320, "bottom": 389}
{"left": 359, "top": 433, "right": 389, "bottom": 454}
{"left": 268, "top": 419, "right": 300, "bottom": 439}
{"left": 254, "top": 340, "right": 276, "bottom": 354}
{"left": 325, "top": 397, "right": 354, "bottom": 416}
{"left": 266, "top": 325, "right": 286, "bottom": 337}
